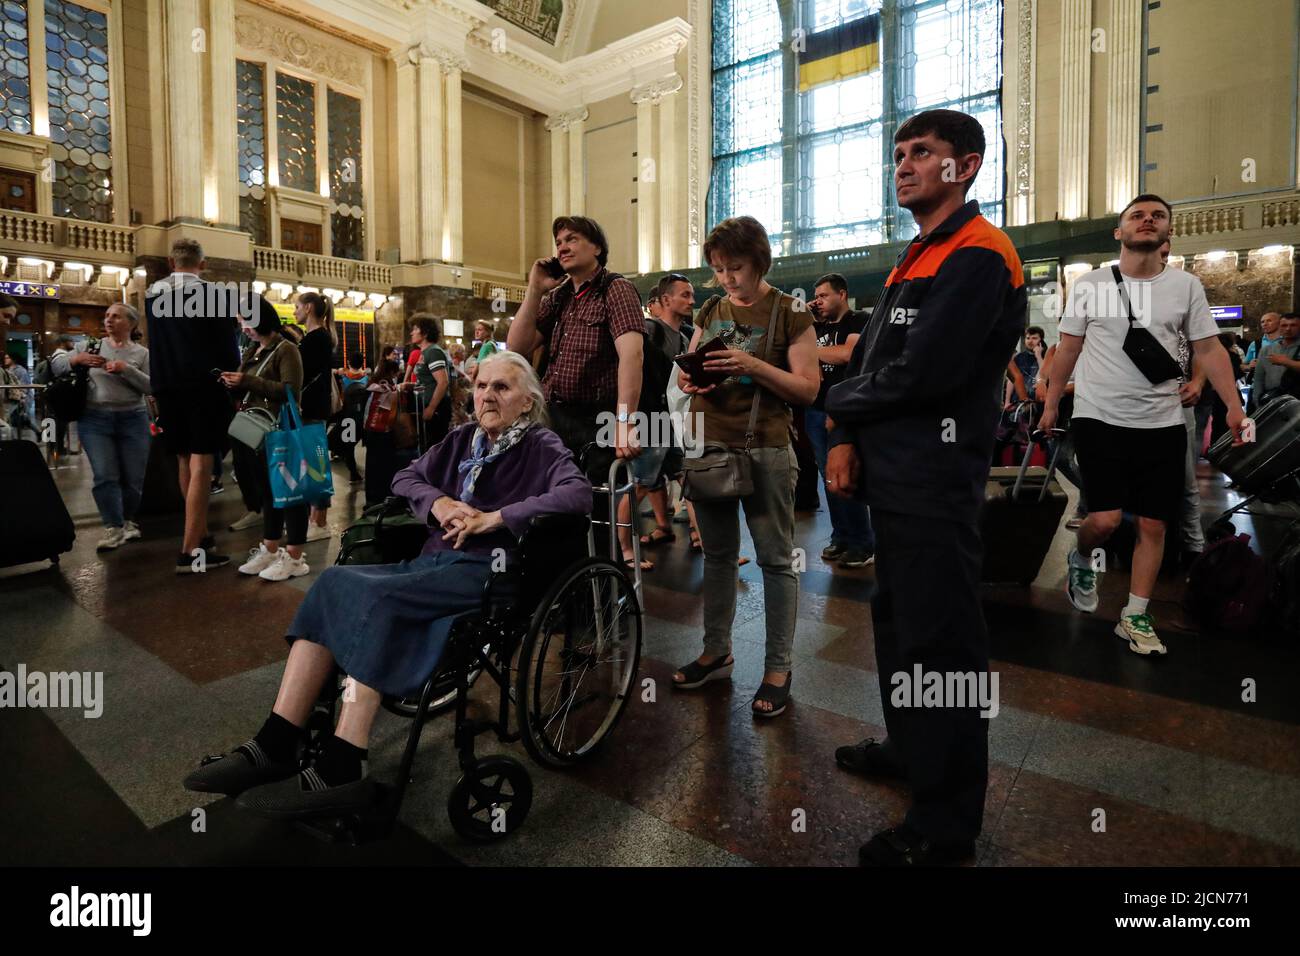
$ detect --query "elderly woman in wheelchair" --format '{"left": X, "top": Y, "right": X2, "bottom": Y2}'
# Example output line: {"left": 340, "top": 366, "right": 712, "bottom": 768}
{"left": 184, "top": 351, "right": 593, "bottom": 817}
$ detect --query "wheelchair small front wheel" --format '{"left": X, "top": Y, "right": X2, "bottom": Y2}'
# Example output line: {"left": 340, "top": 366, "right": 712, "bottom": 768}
{"left": 517, "top": 558, "right": 642, "bottom": 769}
{"left": 447, "top": 755, "right": 532, "bottom": 842}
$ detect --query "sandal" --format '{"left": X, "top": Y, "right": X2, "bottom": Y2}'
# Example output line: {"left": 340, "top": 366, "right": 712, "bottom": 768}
{"left": 689, "top": 530, "right": 703, "bottom": 552}
{"left": 737, "top": 556, "right": 751, "bottom": 567}
{"left": 640, "top": 526, "right": 676, "bottom": 546}
{"left": 672, "top": 654, "right": 735, "bottom": 689}
{"left": 622, "top": 554, "right": 654, "bottom": 571}
{"left": 751, "top": 673, "right": 792, "bottom": 718}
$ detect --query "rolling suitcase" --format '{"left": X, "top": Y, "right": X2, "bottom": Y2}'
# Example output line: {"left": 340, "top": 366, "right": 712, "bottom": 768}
{"left": 1208, "top": 395, "right": 1300, "bottom": 497}
{"left": 1, "top": 439, "right": 75, "bottom": 568}
{"left": 980, "top": 434, "right": 1068, "bottom": 585}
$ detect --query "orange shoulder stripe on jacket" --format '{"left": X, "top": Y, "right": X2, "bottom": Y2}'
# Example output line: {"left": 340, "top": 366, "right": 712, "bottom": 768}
{"left": 886, "top": 216, "right": 1025, "bottom": 287}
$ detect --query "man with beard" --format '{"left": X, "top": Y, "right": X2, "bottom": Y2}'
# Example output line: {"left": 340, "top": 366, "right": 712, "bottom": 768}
{"left": 1040, "top": 195, "right": 1246, "bottom": 656}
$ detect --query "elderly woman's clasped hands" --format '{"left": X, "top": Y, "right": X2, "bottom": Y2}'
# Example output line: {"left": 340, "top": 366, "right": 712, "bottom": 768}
{"left": 431, "top": 495, "right": 503, "bottom": 549}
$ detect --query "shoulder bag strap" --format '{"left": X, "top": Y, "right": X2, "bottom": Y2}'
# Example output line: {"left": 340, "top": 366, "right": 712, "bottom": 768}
{"left": 1110, "top": 265, "right": 1137, "bottom": 326}
{"left": 743, "top": 290, "right": 782, "bottom": 450}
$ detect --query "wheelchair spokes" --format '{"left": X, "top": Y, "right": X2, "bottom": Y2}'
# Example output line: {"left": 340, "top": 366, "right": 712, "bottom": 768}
{"left": 518, "top": 559, "right": 641, "bottom": 768}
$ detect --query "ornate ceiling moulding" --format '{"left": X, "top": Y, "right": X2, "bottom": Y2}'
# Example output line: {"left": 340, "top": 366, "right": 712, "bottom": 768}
{"left": 234, "top": 12, "right": 367, "bottom": 87}
{"left": 241, "top": 0, "right": 396, "bottom": 55}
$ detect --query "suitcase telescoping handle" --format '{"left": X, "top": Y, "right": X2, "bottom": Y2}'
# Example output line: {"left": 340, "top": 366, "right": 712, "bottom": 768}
{"left": 1011, "top": 427, "right": 1067, "bottom": 503}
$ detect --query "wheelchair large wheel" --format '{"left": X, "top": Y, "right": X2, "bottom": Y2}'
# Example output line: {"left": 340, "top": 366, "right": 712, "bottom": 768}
{"left": 447, "top": 755, "right": 532, "bottom": 842}
{"left": 516, "top": 558, "right": 641, "bottom": 768}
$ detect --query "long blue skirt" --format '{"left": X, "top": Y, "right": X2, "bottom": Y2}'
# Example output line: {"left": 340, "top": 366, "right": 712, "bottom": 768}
{"left": 288, "top": 550, "right": 496, "bottom": 697}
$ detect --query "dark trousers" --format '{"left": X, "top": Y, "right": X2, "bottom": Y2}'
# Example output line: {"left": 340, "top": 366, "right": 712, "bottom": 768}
{"left": 548, "top": 400, "right": 614, "bottom": 484}
{"left": 871, "top": 509, "right": 989, "bottom": 844}
{"left": 363, "top": 429, "right": 414, "bottom": 508}
{"left": 232, "top": 440, "right": 264, "bottom": 514}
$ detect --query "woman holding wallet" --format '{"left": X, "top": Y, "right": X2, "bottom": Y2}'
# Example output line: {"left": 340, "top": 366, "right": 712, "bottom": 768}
{"left": 221, "top": 297, "right": 312, "bottom": 582}
{"left": 672, "top": 215, "right": 820, "bottom": 718}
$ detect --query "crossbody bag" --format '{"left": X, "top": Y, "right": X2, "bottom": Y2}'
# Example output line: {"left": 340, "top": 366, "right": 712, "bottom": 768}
{"left": 681, "top": 292, "right": 780, "bottom": 502}
{"left": 1112, "top": 265, "right": 1183, "bottom": 385}
{"left": 227, "top": 342, "right": 284, "bottom": 450}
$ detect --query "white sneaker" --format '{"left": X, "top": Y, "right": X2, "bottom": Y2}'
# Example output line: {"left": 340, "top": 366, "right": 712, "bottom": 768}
{"left": 305, "top": 523, "right": 333, "bottom": 543}
{"left": 229, "top": 511, "right": 263, "bottom": 532}
{"left": 1065, "top": 549, "right": 1100, "bottom": 613}
{"left": 122, "top": 520, "right": 142, "bottom": 542}
{"left": 96, "top": 527, "right": 126, "bottom": 551}
{"left": 259, "top": 550, "right": 310, "bottom": 581}
{"left": 238, "top": 544, "right": 279, "bottom": 576}
{"left": 1115, "top": 613, "right": 1167, "bottom": 656}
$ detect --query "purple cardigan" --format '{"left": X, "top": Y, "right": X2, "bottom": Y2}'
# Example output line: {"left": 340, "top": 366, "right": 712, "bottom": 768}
{"left": 392, "top": 423, "right": 593, "bottom": 556}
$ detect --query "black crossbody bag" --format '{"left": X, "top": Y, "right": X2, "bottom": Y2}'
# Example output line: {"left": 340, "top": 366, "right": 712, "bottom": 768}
{"left": 1112, "top": 265, "right": 1183, "bottom": 385}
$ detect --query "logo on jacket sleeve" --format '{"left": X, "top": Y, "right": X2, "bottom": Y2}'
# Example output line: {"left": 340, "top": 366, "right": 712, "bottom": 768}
{"left": 889, "top": 307, "right": 919, "bottom": 326}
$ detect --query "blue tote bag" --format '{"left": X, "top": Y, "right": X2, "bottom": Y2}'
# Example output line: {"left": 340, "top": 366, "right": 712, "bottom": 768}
{"left": 265, "top": 386, "right": 335, "bottom": 508}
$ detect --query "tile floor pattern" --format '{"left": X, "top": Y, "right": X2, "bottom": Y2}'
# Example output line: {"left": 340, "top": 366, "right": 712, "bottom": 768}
{"left": 3, "top": 450, "right": 1299, "bottom": 866}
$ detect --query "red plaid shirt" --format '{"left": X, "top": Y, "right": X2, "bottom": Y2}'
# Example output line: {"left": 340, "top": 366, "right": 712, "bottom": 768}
{"left": 536, "top": 269, "right": 645, "bottom": 404}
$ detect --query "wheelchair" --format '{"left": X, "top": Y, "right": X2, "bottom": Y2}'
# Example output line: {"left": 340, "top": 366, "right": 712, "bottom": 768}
{"left": 304, "top": 457, "right": 644, "bottom": 845}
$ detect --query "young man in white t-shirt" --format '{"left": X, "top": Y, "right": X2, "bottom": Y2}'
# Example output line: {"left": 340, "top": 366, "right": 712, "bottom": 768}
{"left": 1040, "top": 195, "right": 1246, "bottom": 655}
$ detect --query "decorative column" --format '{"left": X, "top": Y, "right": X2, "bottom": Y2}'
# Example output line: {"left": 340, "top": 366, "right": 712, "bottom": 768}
{"left": 1106, "top": 0, "right": 1143, "bottom": 213}
{"left": 442, "top": 55, "right": 468, "bottom": 265}
{"left": 1006, "top": 0, "right": 1037, "bottom": 225}
{"left": 166, "top": 0, "right": 205, "bottom": 222}
{"left": 545, "top": 114, "right": 570, "bottom": 218}
{"left": 567, "top": 109, "right": 587, "bottom": 216}
{"left": 395, "top": 52, "right": 420, "bottom": 262}
{"left": 657, "top": 78, "right": 683, "bottom": 271}
{"left": 634, "top": 93, "right": 657, "bottom": 275}
{"left": 418, "top": 50, "right": 445, "bottom": 261}
{"left": 209, "top": 0, "right": 238, "bottom": 226}
{"left": 1057, "top": 0, "right": 1091, "bottom": 220}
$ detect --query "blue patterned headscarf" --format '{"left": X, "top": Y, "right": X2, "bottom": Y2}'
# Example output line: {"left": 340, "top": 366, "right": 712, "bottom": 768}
{"left": 456, "top": 420, "right": 535, "bottom": 500}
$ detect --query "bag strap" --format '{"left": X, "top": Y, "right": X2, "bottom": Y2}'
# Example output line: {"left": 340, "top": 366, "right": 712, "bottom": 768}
{"left": 742, "top": 290, "right": 782, "bottom": 450}
{"left": 1110, "top": 265, "right": 1138, "bottom": 326}
{"left": 280, "top": 384, "right": 305, "bottom": 431}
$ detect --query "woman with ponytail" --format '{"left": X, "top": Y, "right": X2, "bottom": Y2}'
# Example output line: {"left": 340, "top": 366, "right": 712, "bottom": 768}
{"left": 295, "top": 291, "right": 339, "bottom": 541}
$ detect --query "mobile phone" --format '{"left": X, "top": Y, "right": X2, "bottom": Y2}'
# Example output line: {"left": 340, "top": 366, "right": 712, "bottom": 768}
{"left": 210, "top": 368, "right": 225, "bottom": 378}
{"left": 543, "top": 257, "right": 567, "bottom": 280}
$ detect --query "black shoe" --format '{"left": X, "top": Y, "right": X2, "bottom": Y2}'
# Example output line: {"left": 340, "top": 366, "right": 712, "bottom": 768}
{"left": 672, "top": 655, "right": 735, "bottom": 689}
{"left": 210, "top": 479, "right": 224, "bottom": 495}
{"left": 835, "top": 737, "right": 906, "bottom": 780}
{"left": 839, "top": 549, "right": 875, "bottom": 569}
{"left": 821, "top": 543, "right": 846, "bottom": 561}
{"left": 175, "top": 549, "right": 232, "bottom": 574}
{"left": 183, "top": 740, "right": 298, "bottom": 796}
{"left": 859, "top": 825, "right": 975, "bottom": 867}
{"left": 236, "top": 769, "right": 378, "bottom": 819}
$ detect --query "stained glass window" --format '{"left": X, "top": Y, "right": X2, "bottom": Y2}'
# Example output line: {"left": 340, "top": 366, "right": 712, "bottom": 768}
{"left": 45, "top": 0, "right": 113, "bottom": 223}
{"left": 710, "top": 0, "right": 1003, "bottom": 256}
{"left": 327, "top": 89, "right": 364, "bottom": 260}
{"left": 276, "top": 71, "right": 317, "bottom": 193}
{"left": 237, "top": 59, "right": 268, "bottom": 246}
{"left": 0, "top": 0, "right": 32, "bottom": 135}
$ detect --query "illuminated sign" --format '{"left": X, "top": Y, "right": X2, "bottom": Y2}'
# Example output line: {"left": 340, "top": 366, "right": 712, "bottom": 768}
{"left": 0, "top": 280, "right": 59, "bottom": 299}
{"left": 1211, "top": 305, "right": 1243, "bottom": 325}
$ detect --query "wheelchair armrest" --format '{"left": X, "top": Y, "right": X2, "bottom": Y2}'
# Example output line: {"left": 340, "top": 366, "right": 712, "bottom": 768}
{"left": 522, "top": 512, "right": 591, "bottom": 543}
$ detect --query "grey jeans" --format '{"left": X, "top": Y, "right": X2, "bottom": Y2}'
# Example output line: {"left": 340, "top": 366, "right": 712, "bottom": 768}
{"left": 692, "top": 444, "right": 799, "bottom": 672}
{"left": 1181, "top": 405, "right": 1206, "bottom": 553}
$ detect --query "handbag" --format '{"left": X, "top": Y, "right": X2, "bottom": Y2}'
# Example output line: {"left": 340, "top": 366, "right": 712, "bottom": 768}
{"left": 226, "top": 342, "right": 284, "bottom": 450}
{"left": 265, "top": 385, "right": 335, "bottom": 508}
{"left": 364, "top": 387, "right": 398, "bottom": 432}
{"left": 681, "top": 292, "right": 780, "bottom": 502}
{"left": 1112, "top": 265, "right": 1183, "bottom": 385}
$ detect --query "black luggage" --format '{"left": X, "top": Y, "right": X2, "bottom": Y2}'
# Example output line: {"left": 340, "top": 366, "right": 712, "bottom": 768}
{"left": 1, "top": 439, "right": 75, "bottom": 568}
{"left": 136, "top": 432, "right": 185, "bottom": 517}
{"left": 980, "top": 432, "right": 1068, "bottom": 585}
{"left": 336, "top": 496, "right": 429, "bottom": 567}
{"left": 1208, "top": 394, "right": 1300, "bottom": 498}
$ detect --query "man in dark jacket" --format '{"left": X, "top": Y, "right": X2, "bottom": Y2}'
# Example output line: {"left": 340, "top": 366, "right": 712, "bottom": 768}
{"left": 146, "top": 238, "right": 242, "bottom": 573}
{"left": 825, "top": 109, "right": 1027, "bottom": 866}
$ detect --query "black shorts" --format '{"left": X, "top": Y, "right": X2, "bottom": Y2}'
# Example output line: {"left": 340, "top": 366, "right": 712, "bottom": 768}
{"left": 1072, "top": 417, "right": 1186, "bottom": 523}
{"left": 155, "top": 384, "right": 235, "bottom": 457}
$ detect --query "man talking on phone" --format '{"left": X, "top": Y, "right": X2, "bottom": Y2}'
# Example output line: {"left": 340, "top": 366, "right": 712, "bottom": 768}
{"left": 507, "top": 216, "right": 644, "bottom": 476}
{"left": 824, "top": 109, "right": 1027, "bottom": 866}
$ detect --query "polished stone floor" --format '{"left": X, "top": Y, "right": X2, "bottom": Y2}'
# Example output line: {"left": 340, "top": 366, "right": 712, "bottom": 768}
{"left": 3, "top": 443, "right": 1299, "bottom": 867}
